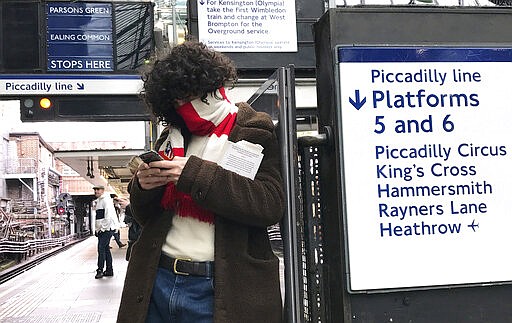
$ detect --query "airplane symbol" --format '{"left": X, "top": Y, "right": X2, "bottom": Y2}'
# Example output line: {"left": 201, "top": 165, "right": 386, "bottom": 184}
{"left": 468, "top": 219, "right": 479, "bottom": 232}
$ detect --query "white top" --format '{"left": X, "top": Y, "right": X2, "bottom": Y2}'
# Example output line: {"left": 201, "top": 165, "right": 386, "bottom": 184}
{"left": 161, "top": 216, "right": 215, "bottom": 261}
{"left": 94, "top": 193, "right": 118, "bottom": 233}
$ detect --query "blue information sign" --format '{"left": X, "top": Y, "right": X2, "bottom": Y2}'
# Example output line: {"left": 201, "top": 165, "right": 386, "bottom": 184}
{"left": 47, "top": 2, "right": 113, "bottom": 72}
{"left": 336, "top": 46, "right": 512, "bottom": 292}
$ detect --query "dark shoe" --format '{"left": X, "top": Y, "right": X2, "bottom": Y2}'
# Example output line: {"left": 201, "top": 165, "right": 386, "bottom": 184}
{"left": 95, "top": 269, "right": 104, "bottom": 279}
{"left": 103, "top": 270, "right": 114, "bottom": 277}
{"left": 118, "top": 243, "right": 127, "bottom": 248}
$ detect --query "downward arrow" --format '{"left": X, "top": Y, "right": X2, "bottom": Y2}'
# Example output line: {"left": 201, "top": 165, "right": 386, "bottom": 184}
{"left": 77, "top": 83, "right": 85, "bottom": 90}
{"left": 349, "top": 90, "right": 366, "bottom": 110}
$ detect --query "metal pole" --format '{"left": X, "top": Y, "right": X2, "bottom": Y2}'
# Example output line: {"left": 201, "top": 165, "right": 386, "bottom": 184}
{"left": 144, "top": 121, "right": 151, "bottom": 151}
{"left": 43, "top": 167, "right": 52, "bottom": 238}
{"left": 278, "top": 66, "right": 303, "bottom": 323}
{"left": 171, "top": 0, "right": 178, "bottom": 45}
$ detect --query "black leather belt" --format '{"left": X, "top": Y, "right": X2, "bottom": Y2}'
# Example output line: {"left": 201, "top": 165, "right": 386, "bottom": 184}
{"left": 159, "top": 254, "right": 214, "bottom": 277}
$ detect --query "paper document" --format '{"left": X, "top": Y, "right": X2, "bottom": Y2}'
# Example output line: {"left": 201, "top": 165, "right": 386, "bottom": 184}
{"left": 219, "top": 140, "right": 264, "bottom": 180}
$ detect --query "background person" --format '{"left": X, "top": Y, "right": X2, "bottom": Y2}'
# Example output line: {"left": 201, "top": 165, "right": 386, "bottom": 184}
{"left": 117, "top": 196, "right": 141, "bottom": 261}
{"left": 117, "top": 40, "right": 285, "bottom": 323}
{"left": 122, "top": 202, "right": 140, "bottom": 261}
{"left": 93, "top": 185, "right": 118, "bottom": 279}
{"left": 112, "top": 197, "right": 127, "bottom": 248}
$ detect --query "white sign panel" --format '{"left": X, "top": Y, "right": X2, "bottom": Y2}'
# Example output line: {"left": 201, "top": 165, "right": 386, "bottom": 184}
{"left": 337, "top": 47, "right": 512, "bottom": 292}
{"left": 197, "top": 0, "right": 297, "bottom": 52}
{"left": 0, "top": 75, "right": 143, "bottom": 96}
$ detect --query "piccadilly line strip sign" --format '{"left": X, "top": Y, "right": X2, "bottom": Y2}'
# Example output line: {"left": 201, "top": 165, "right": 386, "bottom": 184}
{"left": 337, "top": 47, "right": 512, "bottom": 292}
{"left": 0, "top": 75, "right": 143, "bottom": 96}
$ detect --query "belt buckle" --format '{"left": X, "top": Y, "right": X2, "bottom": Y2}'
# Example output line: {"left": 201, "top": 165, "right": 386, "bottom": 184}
{"left": 173, "top": 257, "right": 191, "bottom": 276}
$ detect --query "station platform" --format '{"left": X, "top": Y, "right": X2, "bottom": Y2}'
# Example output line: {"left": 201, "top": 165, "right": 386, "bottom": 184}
{"left": 0, "top": 230, "right": 129, "bottom": 323}
{"left": 0, "top": 229, "right": 286, "bottom": 323}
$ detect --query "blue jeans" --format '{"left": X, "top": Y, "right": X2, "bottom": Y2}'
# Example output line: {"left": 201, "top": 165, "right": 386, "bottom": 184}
{"left": 97, "top": 230, "right": 114, "bottom": 271}
{"left": 146, "top": 267, "right": 214, "bottom": 323}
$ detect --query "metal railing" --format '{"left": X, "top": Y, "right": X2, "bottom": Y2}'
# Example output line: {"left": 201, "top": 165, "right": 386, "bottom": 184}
{"left": 0, "top": 234, "right": 77, "bottom": 256}
{"left": 5, "top": 158, "right": 37, "bottom": 174}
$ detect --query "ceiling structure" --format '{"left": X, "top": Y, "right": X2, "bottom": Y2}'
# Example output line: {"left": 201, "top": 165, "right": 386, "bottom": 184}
{"left": 54, "top": 148, "right": 145, "bottom": 196}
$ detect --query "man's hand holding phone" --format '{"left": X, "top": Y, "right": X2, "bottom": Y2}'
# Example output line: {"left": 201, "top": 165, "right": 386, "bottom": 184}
{"left": 138, "top": 150, "right": 164, "bottom": 164}
{"left": 136, "top": 151, "right": 189, "bottom": 190}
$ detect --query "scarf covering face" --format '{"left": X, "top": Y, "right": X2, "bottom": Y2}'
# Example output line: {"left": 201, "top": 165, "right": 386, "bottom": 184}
{"left": 159, "top": 87, "right": 238, "bottom": 224}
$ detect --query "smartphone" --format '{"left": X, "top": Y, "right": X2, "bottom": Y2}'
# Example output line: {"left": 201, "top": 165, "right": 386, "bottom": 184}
{"left": 138, "top": 150, "right": 164, "bottom": 163}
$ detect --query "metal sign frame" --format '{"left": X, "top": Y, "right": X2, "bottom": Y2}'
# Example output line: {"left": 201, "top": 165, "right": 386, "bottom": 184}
{"left": 314, "top": 6, "right": 512, "bottom": 323}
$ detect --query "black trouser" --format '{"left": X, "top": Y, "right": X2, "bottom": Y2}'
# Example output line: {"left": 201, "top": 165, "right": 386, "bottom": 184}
{"left": 126, "top": 240, "right": 136, "bottom": 261}
{"left": 112, "top": 230, "right": 123, "bottom": 246}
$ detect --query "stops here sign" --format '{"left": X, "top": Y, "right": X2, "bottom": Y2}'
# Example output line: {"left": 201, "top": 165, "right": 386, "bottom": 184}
{"left": 46, "top": 2, "right": 113, "bottom": 72}
{"left": 337, "top": 47, "right": 512, "bottom": 292}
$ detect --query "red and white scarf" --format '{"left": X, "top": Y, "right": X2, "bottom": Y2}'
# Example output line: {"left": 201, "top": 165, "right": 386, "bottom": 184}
{"left": 158, "top": 87, "right": 238, "bottom": 224}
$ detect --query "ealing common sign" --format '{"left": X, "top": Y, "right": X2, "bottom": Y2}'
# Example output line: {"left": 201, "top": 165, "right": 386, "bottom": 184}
{"left": 47, "top": 2, "right": 113, "bottom": 72}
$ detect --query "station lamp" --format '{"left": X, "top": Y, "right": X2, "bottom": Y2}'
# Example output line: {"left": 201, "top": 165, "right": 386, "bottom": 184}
{"left": 20, "top": 96, "right": 56, "bottom": 121}
{"left": 39, "top": 97, "right": 53, "bottom": 109}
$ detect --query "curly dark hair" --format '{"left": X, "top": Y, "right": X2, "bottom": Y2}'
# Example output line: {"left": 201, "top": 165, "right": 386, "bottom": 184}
{"left": 141, "top": 40, "right": 238, "bottom": 128}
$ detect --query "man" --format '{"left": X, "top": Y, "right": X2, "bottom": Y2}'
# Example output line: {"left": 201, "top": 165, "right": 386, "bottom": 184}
{"left": 93, "top": 185, "right": 118, "bottom": 279}
{"left": 117, "top": 40, "right": 284, "bottom": 323}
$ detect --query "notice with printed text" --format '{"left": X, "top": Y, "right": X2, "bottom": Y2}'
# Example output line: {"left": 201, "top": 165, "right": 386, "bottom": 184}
{"left": 197, "top": 0, "right": 297, "bottom": 52}
{"left": 220, "top": 140, "right": 264, "bottom": 180}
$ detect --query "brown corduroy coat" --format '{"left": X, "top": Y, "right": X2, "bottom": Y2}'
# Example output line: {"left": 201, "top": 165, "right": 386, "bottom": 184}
{"left": 117, "top": 103, "right": 285, "bottom": 323}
